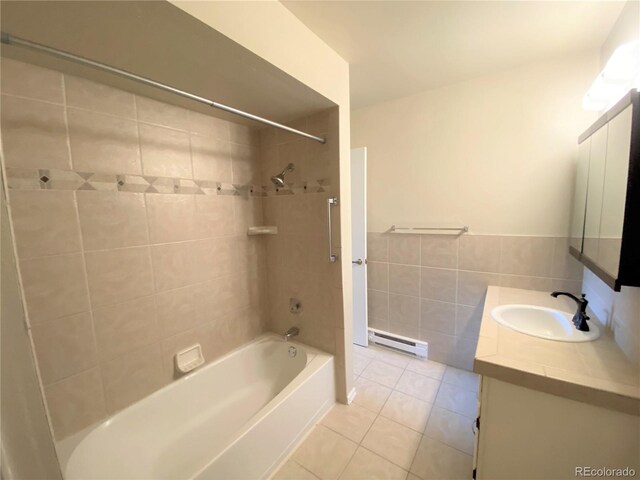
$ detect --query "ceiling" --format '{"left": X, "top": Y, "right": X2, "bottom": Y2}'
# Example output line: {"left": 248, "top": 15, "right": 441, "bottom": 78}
{"left": 1, "top": 1, "right": 335, "bottom": 127}
{"left": 282, "top": 1, "right": 626, "bottom": 109}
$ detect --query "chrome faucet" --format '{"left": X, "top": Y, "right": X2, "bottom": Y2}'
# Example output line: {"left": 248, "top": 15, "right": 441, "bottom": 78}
{"left": 550, "top": 291, "right": 590, "bottom": 332}
{"left": 283, "top": 327, "right": 300, "bottom": 341}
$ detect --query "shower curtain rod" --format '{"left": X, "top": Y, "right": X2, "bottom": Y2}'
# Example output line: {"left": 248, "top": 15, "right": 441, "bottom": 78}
{"left": 0, "top": 32, "right": 327, "bottom": 144}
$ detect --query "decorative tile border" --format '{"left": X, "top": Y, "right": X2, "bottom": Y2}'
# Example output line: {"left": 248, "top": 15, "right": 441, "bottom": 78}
{"left": 5, "top": 168, "right": 329, "bottom": 197}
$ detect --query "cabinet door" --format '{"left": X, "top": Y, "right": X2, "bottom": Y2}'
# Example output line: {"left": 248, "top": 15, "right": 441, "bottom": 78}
{"left": 597, "top": 105, "right": 633, "bottom": 277}
{"left": 583, "top": 125, "right": 608, "bottom": 261}
{"left": 570, "top": 139, "right": 591, "bottom": 252}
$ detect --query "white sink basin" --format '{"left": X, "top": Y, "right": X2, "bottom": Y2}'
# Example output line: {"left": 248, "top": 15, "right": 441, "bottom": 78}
{"left": 490, "top": 304, "right": 600, "bottom": 342}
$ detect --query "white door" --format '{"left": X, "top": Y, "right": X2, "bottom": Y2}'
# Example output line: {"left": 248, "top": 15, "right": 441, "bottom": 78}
{"left": 351, "top": 147, "right": 368, "bottom": 346}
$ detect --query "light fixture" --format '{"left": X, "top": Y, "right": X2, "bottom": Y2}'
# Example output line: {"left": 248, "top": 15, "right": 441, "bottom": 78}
{"left": 583, "top": 39, "right": 640, "bottom": 111}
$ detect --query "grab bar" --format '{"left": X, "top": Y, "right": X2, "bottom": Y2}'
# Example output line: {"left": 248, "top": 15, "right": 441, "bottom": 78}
{"left": 327, "top": 197, "right": 339, "bottom": 262}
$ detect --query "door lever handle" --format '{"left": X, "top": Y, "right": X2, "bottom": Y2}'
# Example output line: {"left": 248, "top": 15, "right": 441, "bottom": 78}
{"left": 352, "top": 258, "right": 365, "bottom": 265}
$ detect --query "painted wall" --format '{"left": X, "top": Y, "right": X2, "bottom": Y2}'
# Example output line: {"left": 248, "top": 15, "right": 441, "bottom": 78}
{"left": 171, "top": 0, "right": 354, "bottom": 399}
{"left": 1, "top": 58, "right": 268, "bottom": 439}
{"left": 583, "top": 0, "right": 640, "bottom": 367}
{"left": 1, "top": 182, "right": 62, "bottom": 479}
{"left": 351, "top": 52, "right": 598, "bottom": 368}
{"left": 352, "top": 52, "right": 599, "bottom": 235}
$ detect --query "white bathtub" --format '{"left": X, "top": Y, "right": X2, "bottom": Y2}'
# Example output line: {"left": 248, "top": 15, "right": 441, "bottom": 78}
{"left": 58, "top": 334, "right": 335, "bottom": 480}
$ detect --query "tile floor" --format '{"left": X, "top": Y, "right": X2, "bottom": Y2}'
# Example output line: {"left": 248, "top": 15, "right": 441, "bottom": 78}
{"left": 272, "top": 344, "right": 480, "bottom": 480}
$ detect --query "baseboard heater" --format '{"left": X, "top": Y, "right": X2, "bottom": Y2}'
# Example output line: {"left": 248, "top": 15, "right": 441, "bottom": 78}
{"left": 367, "top": 328, "right": 428, "bottom": 358}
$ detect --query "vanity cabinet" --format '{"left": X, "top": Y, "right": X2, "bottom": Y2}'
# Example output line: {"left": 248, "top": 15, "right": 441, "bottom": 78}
{"left": 474, "top": 376, "right": 640, "bottom": 480}
{"left": 569, "top": 90, "right": 640, "bottom": 291}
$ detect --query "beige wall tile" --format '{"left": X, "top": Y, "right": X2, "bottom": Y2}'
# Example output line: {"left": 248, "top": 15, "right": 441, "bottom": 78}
{"left": 10, "top": 190, "right": 81, "bottom": 258}
{"left": 459, "top": 235, "right": 500, "bottom": 272}
{"left": 499, "top": 274, "right": 552, "bottom": 292}
{"left": 1, "top": 58, "right": 64, "bottom": 103}
{"left": 420, "top": 235, "right": 458, "bottom": 269}
{"left": 368, "top": 289, "right": 389, "bottom": 320}
{"left": 100, "top": 343, "right": 166, "bottom": 413}
{"left": 44, "top": 369, "right": 107, "bottom": 440}
{"left": 20, "top": 253, "right": 90, "bottom": 324}
{"left": 67, "top": 108, "right": 141, "bottom": 174}
{"left": 192, "top": 237, "right": 237, "bottom": 282}
{"left": 278, "top": 141, "right": 305, "bottom": 185}
{"left": 190, "top": 134, "right": 232, "bottom": 182}
{"left": 229, "top": 123, "right": 257, "bottom": 146}
{"left": 139, "top": 123, "right": 192, "bottom": 179}
{"left": 367, "top": 233, "right": 388, "bottom": 262}
{"left": 77, "top": 191, "right": 148, "bottom": 250}
{"left": 389, "top": 235, "right": 420, "bottom": 265}
{"left": 259, "top": 145, "right": 279, "bottom": 186}
{"left": 145, "top": 194, "right": 196, "bottom": 244}
{"left": 420, "top": 299, "right": 455, "bottom": 335}
{"left": 230, "top": 143, "right": 260, "bottom": 185}
{"left": 367, "top": 261, "right": 388, "bottom": 291}
{"left": 194, "top": 195, "right": 235, "bottom": 238}
{"left": 305, "top": 136, "right": 333, "bottom": 181}
{"left": 389, "top": 264, "right": 420, "bottom": 296}
{"left": 551, "top": 237, "right": 583, "bottom": 280}
{"left": 234, "top": 196, "right": 263, "bottom": 235}
{"left": 150, "top": 242, "right": 199, "bottom": 292}
{"left": 136, "top": 95, "right": 189, "bottom": 131}
{"left": 419, "top": 330, "right": 456, "bottom": 365}
{"left": 1, "top": 95, "right": 70, "bottom": 169}
{"left": 457, "top": 271, "right": 500, "bottom": 306}
{"left": 455, "top": 304, "right": 483, "bottom": 340}
{"left": 31, "top": 312, "right": 97, "bottom": 385}
{"left": 272, "top": 460, "right": 318, "bottom": 480}
{"left": 551, "top": 278, "right": 582, "bottom": 296}
{"left": 65, "top": 75, "right": 135, "bottom": 118}
{"left": 85, "top": 247, "right": 154, "bottom": 307}
{"left": 389, "top": 293, "right": 419, "bottom": 337}
{"left": 155, "top": 283, "right": 206, "bottom": 337}
{"left": 160, "top": 323, "right": 217, "bottom": 381}
{"left": 188, "top": 111, "right": 230, "bottom": 140}
{"left": 420, "top": 267, "right": 457, "bottom": 303}
{"left": 499, "top": 236, "right": 554, "bottom": 277}
{"left": 93, "top": 296, "right": 159, "bottom": 362}
{"left": 361, "top": 416, "right": 421, "bottom": 470}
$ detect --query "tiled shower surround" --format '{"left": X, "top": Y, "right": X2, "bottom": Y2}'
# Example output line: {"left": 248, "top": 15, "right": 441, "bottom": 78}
{"left": 367, "top": 233, "right": 583, "bottom": 370}
{"left": 1, "top": 59, "right": 341, "bottom": 440}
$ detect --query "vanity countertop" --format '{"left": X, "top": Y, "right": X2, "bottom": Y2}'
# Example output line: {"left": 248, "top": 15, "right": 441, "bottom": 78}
{"left": 474, "top": 286, "right": 640, "bottom": 416}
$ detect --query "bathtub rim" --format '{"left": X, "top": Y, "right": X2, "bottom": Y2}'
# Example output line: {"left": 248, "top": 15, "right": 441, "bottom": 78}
{"left": 57, "top": 332, "right": 332, "bottom": 476}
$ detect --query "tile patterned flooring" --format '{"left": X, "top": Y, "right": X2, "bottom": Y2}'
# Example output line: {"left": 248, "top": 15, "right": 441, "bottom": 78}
{"left": 272, "top": 344, "right": 480, "bottom": 480}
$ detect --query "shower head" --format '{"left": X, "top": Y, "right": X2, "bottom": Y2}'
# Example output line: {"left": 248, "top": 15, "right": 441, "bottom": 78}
{"left": 271, "top": 163, "right": 294, "bottom": 188}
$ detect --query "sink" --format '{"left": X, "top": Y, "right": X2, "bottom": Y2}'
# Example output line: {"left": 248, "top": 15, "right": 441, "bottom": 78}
{"left": 490, "top": 304, "right": 600, "bottom": 342}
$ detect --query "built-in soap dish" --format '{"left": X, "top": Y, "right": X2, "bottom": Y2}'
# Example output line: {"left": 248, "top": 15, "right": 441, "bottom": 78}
{"left": 175, "top": 344, "right": 204, "bottom": 374}
{"left": 247, "top": 226, "right": 278, "bottom": 236}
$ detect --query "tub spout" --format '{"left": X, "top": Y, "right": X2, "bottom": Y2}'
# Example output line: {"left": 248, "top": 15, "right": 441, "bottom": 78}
{"left": 284, "top": 327, "right": 300, "bottom": 341}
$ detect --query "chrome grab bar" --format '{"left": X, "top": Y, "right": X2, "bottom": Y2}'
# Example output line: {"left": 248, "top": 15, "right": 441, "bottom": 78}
{"left": 327, "top": 197, "right": 339, "bottom": 263}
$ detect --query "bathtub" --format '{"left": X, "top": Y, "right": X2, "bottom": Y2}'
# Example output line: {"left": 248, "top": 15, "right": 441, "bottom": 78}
{"left": 58, "top": 334, "right": 335, "bottom": 480}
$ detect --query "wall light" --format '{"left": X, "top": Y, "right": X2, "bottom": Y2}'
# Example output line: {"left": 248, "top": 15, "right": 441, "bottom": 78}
{"left": 583, "top": 39, "right": 640, "bottom": 111}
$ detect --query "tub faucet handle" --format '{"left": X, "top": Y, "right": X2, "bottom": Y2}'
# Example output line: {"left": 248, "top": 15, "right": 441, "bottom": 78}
{"left": 284, "top": 327, "right": 300, "bottom": 341}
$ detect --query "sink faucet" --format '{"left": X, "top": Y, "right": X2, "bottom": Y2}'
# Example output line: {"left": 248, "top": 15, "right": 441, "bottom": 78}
{"left": 283, "top": 327, "right": 300, "bottom": 341}
{"left": 550, "top": 291, "right": 590, "bottom": 332}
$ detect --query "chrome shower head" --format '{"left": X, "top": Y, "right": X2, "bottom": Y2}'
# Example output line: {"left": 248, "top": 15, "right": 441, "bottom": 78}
{"left": 271, "top": 163, "right": 294, "bottom": 187}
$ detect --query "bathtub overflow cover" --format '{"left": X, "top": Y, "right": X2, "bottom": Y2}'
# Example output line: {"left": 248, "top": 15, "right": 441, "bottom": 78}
{"left": 288, "top": 346, "right": 297, "bottom": 358}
